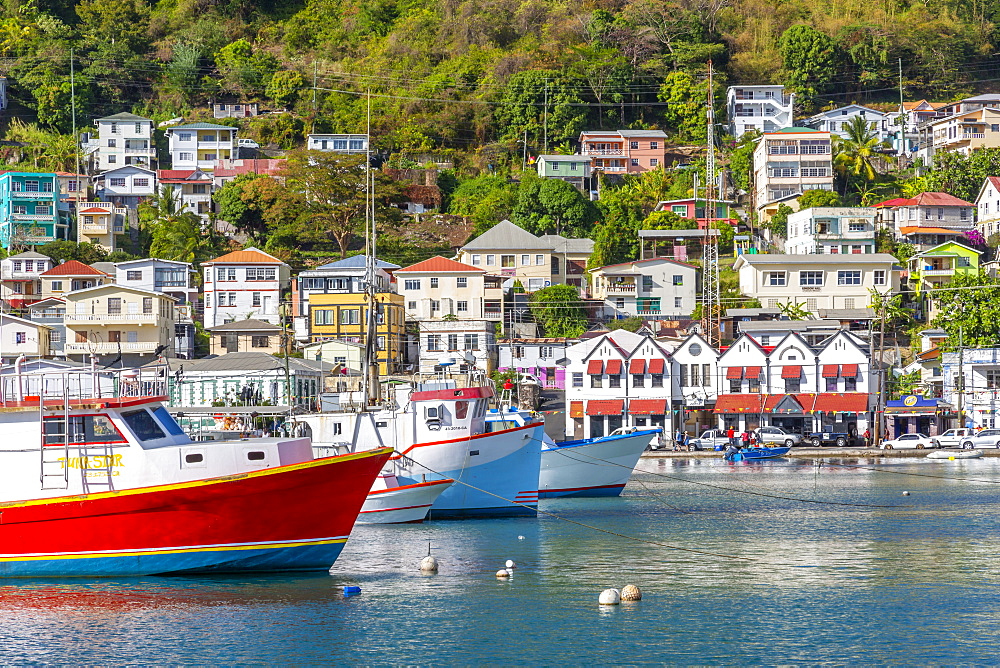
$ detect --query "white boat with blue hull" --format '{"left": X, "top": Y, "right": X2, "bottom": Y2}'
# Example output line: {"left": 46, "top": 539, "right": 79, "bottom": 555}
{"left": 485, "top": 408, "right": 659, "bottom": 499}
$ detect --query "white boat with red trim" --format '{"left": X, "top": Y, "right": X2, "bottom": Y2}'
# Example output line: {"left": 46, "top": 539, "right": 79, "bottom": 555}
{"left": 0, "top": 361, "right": 390, "bottom": 577}
{"left": 358, "top": 473, "right": 454, "bottom": 523}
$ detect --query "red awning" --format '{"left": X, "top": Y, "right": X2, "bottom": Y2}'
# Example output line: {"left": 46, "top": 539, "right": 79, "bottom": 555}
{"left": 587, "top": 359, "right": 604, "bottom": 375}
{"left": 726, "top": 367, "right": 743, "bottom": 380}
{"left": 647, "top": 358, "right": 665, "bottom": 374}
{"left": 605, "top": 359, "right": 623, "bottom": 375}
{"left": 841, "top": 364, "right": 859, "bottom": 377}
{"left": 629, "top": 398, "right": 667, "bottom": 415}
{"left": 628, "top": 358, "right": 646, "bottom": 374}
{"left": 586, "top": 399, "right": 624, "bottom": 416}
{"left": 781, "top": 365, "right": 802, "bottom": 379}
{"left": 745, "top": 366, "right": 762, "bottom": 379}
{"left": 569, "top": 401, "right": 584, "bottom": 418}
{"left": 821, "top": 364, "right": 839, "bottom": 378}
{"left": 813, "top": 392, "right": 869, "bottom": 413}
{"left": 714, "top": 394, "right": 764, "bottom": 413}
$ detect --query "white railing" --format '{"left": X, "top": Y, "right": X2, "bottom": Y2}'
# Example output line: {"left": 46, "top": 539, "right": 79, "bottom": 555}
{"left": 12, "top": 214, "right": 54, "bottom": 221}
{"left": 81, "top": 224, "right": 109, "bottom": 234}
{"left": 64, "top": 313, "right": 159, "bottom": 324}
{"left": 582, "top": 148, "right": 624, "bottom": 156}
{"left": 124, "top": 147, "right": 153, "bottom": 154}
{"left": 64, "top": 341, "right": 160, "bottom": 353}
{"left": 607, "top": 284, "right": 637, "bottom": 293}
{"left": 0, "top": 363, "right": 168, "bottom": 404}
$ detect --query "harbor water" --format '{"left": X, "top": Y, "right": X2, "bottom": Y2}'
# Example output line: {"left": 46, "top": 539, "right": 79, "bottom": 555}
{"left": 3, "top": 455, "right": 1000, "bottom": 664}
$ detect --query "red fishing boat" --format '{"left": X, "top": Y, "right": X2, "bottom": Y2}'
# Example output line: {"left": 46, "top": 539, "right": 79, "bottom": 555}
{"left": 0, "top": 361, "right": 390, "bottom": 577}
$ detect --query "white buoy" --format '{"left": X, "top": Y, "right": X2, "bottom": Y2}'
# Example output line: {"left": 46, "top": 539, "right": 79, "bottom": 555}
{"left": 903, "top": 491, "right": 911, "bottom": 496}
{"left": 505, "top": 559, "right": 516, "bottom": 569}
{"left": 419, "top": 555, "right": 438, "bottom": 573}
{"left": 621, "top": 584, "right": 642, "bottom": 601}
{"left": 496, "top": 569, "right": 511, "bottom": 579}
{"left": 518, "top": 535, "right": 525, "bottom": 541}
{"left": 598, "top": 588, "right": 621, "bottom": 605}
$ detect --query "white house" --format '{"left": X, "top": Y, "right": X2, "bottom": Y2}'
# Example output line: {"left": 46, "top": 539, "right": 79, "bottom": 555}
{"left": 0, "top": 312, "right": 51, "bottom": 362}
{"left": 714, "top": 330, "right": 872, "bottom": 436}
{"left": 589, "top": 257, "right": 699, "bottom": 319}
{"left": 95, "top": 165, "right": 156, "bottom": 209}
{"left": 415, "top": 319, "right": 496, "bottom": 374}
{"left": 874, "top": 191, "right": 974, "bottom": 237}
{"left": 670, "top": 333, "right": 719, "bottom": 436}
{"left": 564, "top": 329, "right": 673, "bottom": 440}
{"left": 0, "top": 250, "right": 52, "bottom": 309}
{"left": 202, "top": 247, "right": 290, "bottom": 328}
{"left": 93, "top": 112, "right": 156, "bottom": 172}
{"left": 803, "top": 105, "right": 891, "bottom": 144}
{"left": 306, "top": 134, "right": 369, "bottom": 153}
{"left": 396, "top": 255, "right": 504, "bottom": 322}
{"left": 784, "top": 207, "right": 878, "bottom": 255}
{"left": 733, "top": 253, "right": 899, "bottom": 312}
{"left": 727, "top": 85, "right": 794, "bottom": 137}
{"left": 497, "top": 338, "right": 573, "bottom": 389}
{"left": 157, "top": 169, "right": 214, "bottom": 222}
{"left": 165, "top": 123, "right": 236, "bottom": 172}
{"left": 212, "top": 101, "right": 259, "bottom": 118}
{"left": 76, "top": 201, "right": 127, "bottom": 251}
{"left": 976, "top": 176, "right": 1000, "bottom": 240}
{"left": 753, "top": 127, "right": 834, "bottom": 219}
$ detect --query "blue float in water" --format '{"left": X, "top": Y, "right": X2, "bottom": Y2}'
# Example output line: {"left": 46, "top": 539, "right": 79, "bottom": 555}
{"left": 343, "top": 586, "right": 362, "bottom": 596}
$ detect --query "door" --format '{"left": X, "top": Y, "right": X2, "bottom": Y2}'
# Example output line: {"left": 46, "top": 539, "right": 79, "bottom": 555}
{"left": 262, "top": 295, "right": 272, "bottom": 314}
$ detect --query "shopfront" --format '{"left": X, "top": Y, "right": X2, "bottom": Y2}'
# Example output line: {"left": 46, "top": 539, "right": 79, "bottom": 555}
{"left": 884, "top": 396, "right": 954, "bottom": 437}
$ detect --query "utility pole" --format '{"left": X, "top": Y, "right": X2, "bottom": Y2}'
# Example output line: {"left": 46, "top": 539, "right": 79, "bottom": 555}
{"left": 874, "top": 292, "right": 888, "bottom": 447}
{"left": 701, "top": 60, "right": 721, "bottom": 348}
{"left": 897, "top": 57, "right": 905, "bottom": 168}
{"left": 311, "top": 61, "right": 318, "bottom": 134}
{"left": 522, "top": 127, "right": 527, "bottom": 171}
{"left": 543, "top": 79, "right": 549, "bottom": 154}
{"left": 70, "top": 48, "right": 79, "bottom": 220}
{"left": 958, "top": 325, "right": 965, "bottom": 429}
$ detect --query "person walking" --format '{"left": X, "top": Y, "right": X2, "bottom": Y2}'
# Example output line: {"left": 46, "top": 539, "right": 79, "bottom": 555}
{"left": 674, "top": 428, "right": 684, "bottom": 451}
{"left": 727, "top": 426, "right": 737, "bottom": 448}
{"left": 740, "top": 430, "right": 751, "bottom": 449}
{"left": 863, "top": 428, "right": 871, "bottom": 448}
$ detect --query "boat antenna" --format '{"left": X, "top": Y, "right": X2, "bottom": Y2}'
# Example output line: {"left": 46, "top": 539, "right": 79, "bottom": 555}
{"left": 362, "top": 90, "right": 380, "bottom": 408}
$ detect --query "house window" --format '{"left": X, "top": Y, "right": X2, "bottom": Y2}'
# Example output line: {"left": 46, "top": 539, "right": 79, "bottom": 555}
{"left": 551, "top": 257, "right": 560, "bottom": 274}
{"left": 642, "top": 275, "right": 654, "bottom": 291}
{"left": 143, "top": 297, "right": 153, "bottom": 314}
{"left": 252, "top": 292, "right": 262, "bottom": 307}
{"left": 447, "top": 334, "right": 459, "bottom": 350}
{"left": 15, "top": 331, "right": 26, "bottom": 344}
{"left": 630, "top": 141, "right": 639, "bottom": 149}
{"left": 539, "top": 346, "right": 553, "bottom": 358}
{"left": 632, "top": 374, "right": 644, "bottom": 387}
{"left": 486, "top": 255, "right": 495, "bottom": 266}
{"left": 845, "top": 376, "right": 858, "bottom": 391}
{"left": 51, "top": 281, "right": 62, "bottom": 291}
{"left": 591, "top": 375, "right": 602, "bottom": 388}
{"left": 837, "top": 270, "right": 862, "bottom": 285}
{"left": 785, "top": 378, "right": 801, "bottom": 392}
{"left": 826, "top": 377, "right": 838, "bottom": 391}
{"left": 12, "top": 206, "right": 26, "bottom": 215}
{"left": 126, "top": 270, "right": 142, "bottom": 281}
{"left": 674, "top": 297, "right": 682, "bottom": 308}
{"left": 501, "top": 255, "right": 515, "bottom": 268}
{"left": 521, "top": 255, "right": 530, "bottom": 266}
{"left": 313, "top": 309, "right": 334, "bottom": 325}
{"left": 800, "top": 271, "right": 824, "bottom": 286}
{"left": 957, "top": 256, "right": 971, "bottom": 267}
{"left": 34, "top": 206, "right": 51, "bottom": 216}
{"left": 457, "top": 277, "right": 468, "bottom": 288}
{"left": 246, "top": 268, "right": 276, "bottom": 281}
{"left": 426, "top": 336, "right": 441, "bottom": 351}
{"left": 178, "top": 133, "right": 192, "bottom": 141}
{"left": 650, "top": 141, "right": 659, "bottom": 149}
{"left": 24, "top": 181, "right": 39, "bottom": 192}
{"left": 340, "top": 308, "right": 360, "bottom": 325}
{"left": 107, "top": 298, "right": 122, "bottom": 315}
{"left": 457, "top": 301, "right": 468, "bottom": 312}
{"left": 631, "top": 158, "right": 639, "bottom": 166}
{"left": 651, "top": 374, "right": 663, "bottom": 387}
{"left": 874, "top": 270, "right": 887, "bottom": 286}
{"left": 730, "top": 379, "right": 741, "bottom": 393}
{"left": 464, "top": 334, "right": 479, "bottom": 350}
{"left": 407, "top": 301, "right": 416, "bottom": 309}
{"left": 404, "top": 279, "right": 421, "bottom": 290}
{"left": 608, "top": 374, "right": 621, "bottom": 388}
{"left": 252, "top": 336, "right": 269, "bottom": 348}
{"left": 572, "top": 372, "right": 583, "bottom": 387}
{"left": 672, "top": 275, "right": 683, "bottom": 286}
{"left": 107, "top": 139, "right": 116, "bottom": 148}
{"left": 471, "top": 255, "right": 481, "bottom": 266}
{"left": 430, "top": 278, "right": 438, "bottom": 288}
{"left": 217, "top": 268, "right": 237, "bottom": 281}
{"left": 766, "top": 272, "right": 787, "bottom": 286}
{"left": 848, "top": 221, "right": 865, "bottom": 232}
{"left": 431, "top": 300, "right": 440, "bottom": 311}
{"left": 11, "top": 261, "right": 21, "bottom": 271}
{"left": 192, "top": 184, "right": 207, "bottom": 194}
{"left": 109, "top": 177, "right": 126, "bottom": 187}
{"left": 178, "top": 152, "right": 193, "bottom": 162}
{"left": 649, "top": 158, "right": 658, "bottom": 167}
{"left": 748, "top": 378, "right": 761, "bottom": 393}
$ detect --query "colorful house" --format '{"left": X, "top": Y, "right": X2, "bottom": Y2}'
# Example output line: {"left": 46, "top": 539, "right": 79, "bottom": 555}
{"left": 0, "top": 172, "right": 69, "bottom": 249}
{"left": 307, "top": 291, "right": 405, "bottom": 376}
{"left": 908, "top": 241, "right": 982, "bottom": 319}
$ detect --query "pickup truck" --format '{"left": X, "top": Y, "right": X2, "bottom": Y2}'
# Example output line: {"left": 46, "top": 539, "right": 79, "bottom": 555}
{"left": 935, "top": 428, "right": 977, "bottom": 448}
{"left": 804, "top": 428, "right": 856, "bottom": 447}
{"left": 689, "top": 429, "right": 734, "bottom": 451}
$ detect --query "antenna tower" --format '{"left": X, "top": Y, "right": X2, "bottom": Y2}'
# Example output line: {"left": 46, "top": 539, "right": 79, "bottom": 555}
{"left": 702, "top": 61, "right": 721, "bottom": 347}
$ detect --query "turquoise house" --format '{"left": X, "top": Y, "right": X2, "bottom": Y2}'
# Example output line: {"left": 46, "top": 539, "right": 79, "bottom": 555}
{"left": 0, "top": 172, "right": 69, "bottom": 249}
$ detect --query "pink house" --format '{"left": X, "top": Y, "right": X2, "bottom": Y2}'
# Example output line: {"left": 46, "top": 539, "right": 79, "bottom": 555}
{"left": 655, "top": 198, "right": 737, "bottom": 229}
{"left": 578, "top": 130, "right": 668, "bottom": 174}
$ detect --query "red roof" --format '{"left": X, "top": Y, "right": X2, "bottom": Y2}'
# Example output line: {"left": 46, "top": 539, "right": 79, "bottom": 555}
{"left": 586, "top": 399, "right": 624, "bottom": 416}
{"left": 205, "top": 248, "right": 283, "bottom": 265}
{"left": 726, "top": 367, "right": 743, "bottom": 380}
{"left": 813, "top": 393, "right": 868, "bottom": 413}
{"left": 569, "top": 401, "right": 584, "bottom": 418}
{"left": 841, "top": 364, "right": 859, "bottom": 377}
{"left": 873, "top": 197, "right": 916, "bottom": 208}
{"left": 605, "top": 359, "right": 623, "bottom": 375}
{"left": 822, "top": 365, "right": 839, "bottom": 378}
{"left": 628, "top": 399, "right": 667, "bottom": 415}
{"left": 714, "top": 394, "right": 763, "bottom": 413}
{"left": 987, "top": 176, "right": 1000, "bottom": 193}
{"left": 396, "top": 256, "right": 485, "bottom": 274}
{"left": 587, "top": 359, "right": 603, "bottom": 375}
{"left": 745, "top": 366, "right": 762, "bottom": 379}
{"left": 157, "top": 169, "right": 197, "bottom": 181}
{"left": 912, "top": 192, "right": 973, "bottom": 207}
{"left": 214, "top": 159, "right": 286, "bottom": 178}
{"left": 40, "top": 260, "right": 107, "bottom": 277}
{"left": 647, "top": 358, "right": 665, "bottom": 374}
{"left": 628, "top": 358, "right": 646, "bottom": 374}
{"left": 78, "top": 207, "right": 110, "bottom": 214}
{"left": 714, "top": 393, "right": 869, "bottom": 414}
{"left": 899, "top": 226, "right": 967, "bottom": 236}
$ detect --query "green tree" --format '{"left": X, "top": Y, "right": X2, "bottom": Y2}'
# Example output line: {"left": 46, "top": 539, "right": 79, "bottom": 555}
{"left": 931, "top": 271, "right": 1000, "bottom": 347}
{"left": 528, "top": 284, "right": 589, "bottom": 338}
{"left": 917, "top": 147, "right": 1000, "bottom": 202}
{"left": 797, "top": 189, "right": 841, "bottom": 208}
{"left": 615, "top": 316, "right": 646, "bottom": 332}
{"left": 265, "top": 70, "right": 304, "bottom": 108}
{"left": 777, "top": 299, "right": 811, "bottom": 320}
{"left": 588, "top": 186, "right": 644, "bottom": 268}
{"left": 658, "top": 70, "right": 711, "bottom": 142}
{"left": 140, "top": 188, "right": 221, "bottom": 265}
{"left": 778, "top": 25, "right": 838, "bottom": 110}
{"left": 510, "top": 174, "right": 598, "bottom": 237}
{"left": 728, "top": 131, "right": 760, "bottom": 192}
{"left": 833, "top": 115, "right": 887, "bottom": 192}
{"left": 214, "top": 39, "right": 279, "bottom": 96}
{"left": 214, "top": 174, "right": 300, "bottom": 243}
{"left": 493, "top": 70, "right": 587, "bottom": 146}
{"left": 37, "top": 240, "right": 107, "bottom": 264}
{"left": 763, "top": 203, "right": 793, "bottom": 237}
{"left": 448, "top": 175, "right": 519, "bottom": 236}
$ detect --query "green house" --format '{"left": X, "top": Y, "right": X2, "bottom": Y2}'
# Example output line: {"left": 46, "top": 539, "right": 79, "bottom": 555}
{"left": 908, "top": 241, "right": 981, "bottom": 295}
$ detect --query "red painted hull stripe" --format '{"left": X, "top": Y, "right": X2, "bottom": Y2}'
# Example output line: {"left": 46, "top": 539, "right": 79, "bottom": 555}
{"left": 366, "top": 479, "right": 453, "bottom": 496}
{"left": 391, "top": 422, "right": 542, "bottom": 459}
{"left": 538, "top": 484, "right": 626, "bottom": 493}
{"left": 0, "top": 536, "right": 349, "bottom": 561}
{"left": 359, "top": 504, "right": 432, "bottom": 514}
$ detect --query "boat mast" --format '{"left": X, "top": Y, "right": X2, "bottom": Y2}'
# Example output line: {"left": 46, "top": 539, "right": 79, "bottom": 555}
{"left": 362, "top": 91, "right": 380, "bottom": 408}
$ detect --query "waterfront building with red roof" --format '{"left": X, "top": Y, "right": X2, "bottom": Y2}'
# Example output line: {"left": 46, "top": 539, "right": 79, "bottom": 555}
{"left": 873, "top": 191, "right": 974, "bottom": 238}
{"left": 201, "top": 247, "right": 290, "bottom": 328}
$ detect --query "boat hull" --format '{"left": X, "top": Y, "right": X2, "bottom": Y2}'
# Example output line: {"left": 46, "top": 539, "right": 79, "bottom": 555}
{"left": 0, "top": 448, "right": 392, "bottom": 577}
{"left": 538, "top": 430, "right": 659, "bottom": 499}
{"left": 926, "top": 449, "right": 983, "bottom": 459}
{"left": 395, "top": 422, "right": 543, "bottom": 519}
{"left": 725, "top": 446, "right": 791, "bottom": 461}
{"left": 357, "top": 479, "right": 454, "bottom": 524}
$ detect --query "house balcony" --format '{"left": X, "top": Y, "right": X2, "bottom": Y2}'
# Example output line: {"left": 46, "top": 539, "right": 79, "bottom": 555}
{"left": 64, "top": 341, "right": 161, "bottom": 354}
{"left": 484, "top": 310, "right": 503, "bottom": 321}
{"left": 636, "top": 309, "right": 661, "bottom": 315}
{"left": 81, "top": 223, "right": 109, "bottom": 234}
{"left": 6, "top": 272, "right": 43, "bottom": 281}
{"left": 12, "top": 214, "right": 55, "bottom": 221}
{"left": 582, "top": 148, "right": 625, "bottom": 156}
{"left": 10, "top": 192, "right": 55, "bottom": 199}
{"left": 916, "top": 268, "right": 956, "bottom": 277}
{"left": 606, "top": 284, "right": 637, "bottom": 294}
{"left": 124, "top": 146, "right": 154, "bottom": 154}
{"left": 64, "top": 313, "right": 161, "bottom": 325}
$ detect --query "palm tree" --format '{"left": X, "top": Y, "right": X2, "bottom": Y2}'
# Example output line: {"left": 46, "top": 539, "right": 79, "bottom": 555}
{"left": 833, "top": 116, "right": 888, "bottom": 194}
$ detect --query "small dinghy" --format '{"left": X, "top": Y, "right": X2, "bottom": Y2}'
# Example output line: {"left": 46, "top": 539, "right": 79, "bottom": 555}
{"left": 926, "top": 449, "right": 983, "bottom": 459}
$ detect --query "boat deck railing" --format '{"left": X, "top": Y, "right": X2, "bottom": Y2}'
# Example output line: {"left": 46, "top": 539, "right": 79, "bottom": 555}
{"left": 0, "top": 363, "right": 169, "bottom": 408}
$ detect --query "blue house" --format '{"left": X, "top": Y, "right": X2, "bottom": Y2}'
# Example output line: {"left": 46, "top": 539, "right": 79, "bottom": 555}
{"left": 0, "top": 172, "right": 70, "bottom": 249}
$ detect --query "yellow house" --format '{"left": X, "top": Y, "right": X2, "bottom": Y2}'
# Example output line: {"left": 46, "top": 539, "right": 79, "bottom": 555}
{"left": 61, "top": 284, "right": 176, "bottom": 362}
{"left": 308, "top": 292, "right": 405, "bottom": 376}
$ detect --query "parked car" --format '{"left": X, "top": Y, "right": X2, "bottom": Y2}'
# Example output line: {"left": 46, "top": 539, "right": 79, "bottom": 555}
{"left": 957, "top": 429, "right": 1000, "bottom": 449}
{"left": 936, "top": 428, "right": 977, "bottom": 448}
{"left": 754, "top": 426, "right": 802, "bottom": 447}
{"left": 689, "top": 429, "right": 733, "bottom": 451}
{"left": 237, "top": 138, "right": 260, "bottom": 149}
{"left": 881, "top": 433, "right": 940, "bottom": 449}
{"left": 804, "top": 428, "right": 855, "bottom": 448}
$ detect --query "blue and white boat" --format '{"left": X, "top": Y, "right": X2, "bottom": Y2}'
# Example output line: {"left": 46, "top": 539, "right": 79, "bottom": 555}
{"left": 723, "top": 446, "right": 791, "bottom": 461}
{"left": 486, "top": 408, "right": 659, "bottom": 498}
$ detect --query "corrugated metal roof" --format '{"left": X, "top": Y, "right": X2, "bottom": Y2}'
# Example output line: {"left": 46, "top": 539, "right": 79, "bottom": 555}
{"left": 7, "top": 251, "right": 50, "bottom": 260}
{"left": 737, "top": 253, "right": 897, "bottom": 264}
{"left": 396, "top": 255, "right": 484, "bottom": 273}
{"left": 912, "top": 192, "right": 974, "bottom": 207}
{"left": 40, "top": 260, "right": 108, "bottom": 277}
{"left": 168, "top": 123, "right": 237, "bottom": 131}
{"left": 461, "top": 220, "right": 549, "bottom": 251}
{"left": 539, "top": 234, "right": 594, "bottom": 254}
{"left": 179, "top": 351, "right": 330, "bottom": 373}
{"left": 97, "top": 112, "right": 150, "bottom": 121}
{"left": 312, "top": 255, "right": 401, "bottom": 271}
{"left": 204, "top": 247, "right": 285, "bottom": 265}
